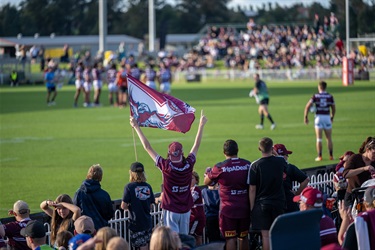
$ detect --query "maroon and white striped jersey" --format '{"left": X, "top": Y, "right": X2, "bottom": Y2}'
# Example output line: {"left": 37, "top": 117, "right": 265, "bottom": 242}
{"left": 309, "top": 92, "right": 335, "bottom": 115}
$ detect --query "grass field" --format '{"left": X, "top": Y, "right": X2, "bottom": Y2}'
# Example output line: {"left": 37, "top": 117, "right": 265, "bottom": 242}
{"left": 0, "top": 78, "right": 374, "bottom": 218}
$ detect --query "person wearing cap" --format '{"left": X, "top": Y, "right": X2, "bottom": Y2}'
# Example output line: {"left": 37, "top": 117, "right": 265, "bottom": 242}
{"left": 121, "top": 162, "right": 155, "bottom": 250}
{"left": 248, "top": 137, "right": 287, "bottom": 250}
{"left": 332, "top": 151, "right": 354, "bottom": 200}
{"left": 68, "top": 233, "right": 91, "bottom": 250}
{"left": 343, "top": 136, "right": 375, "bottom": 207}
{"left": 73, "top": 164, "right": 114, "bottom": 230}
{"left": 0, "top": 200, "right": 32, "bottom": 250}
{"left": 20, "top": 220, "right": 53, "bottom": 250}
{"left": 204, "top": 139, "right": 251, "bottom": 250}
{"left": 130, "top": 110, "right": 207, "bottom": 234}
{"left": 293, "top": 186, "right": 338, "bottom": 247}
{"left": 273, "top": 143, "right": 310, "bottom": 213}
{"left": 74, "top": 216, "right": 96, "bottom": 236}
{"left": 304, "top": 80, "right": 336, "bottom": 162}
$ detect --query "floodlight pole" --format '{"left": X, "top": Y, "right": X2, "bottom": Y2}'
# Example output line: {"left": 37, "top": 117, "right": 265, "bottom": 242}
{"left": 99, "top": 0, "right": 107, "bottom": 53}
{"left": 345, "top": 0, "right": 350, "bottom": 56}
{"left": 148, "top": 0, "right": 155, "bottom": 52}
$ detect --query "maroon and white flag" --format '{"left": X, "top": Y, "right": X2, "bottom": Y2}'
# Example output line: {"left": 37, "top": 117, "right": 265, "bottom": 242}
{"left": 127, "top": 75, "right": 196, "bottom": 133}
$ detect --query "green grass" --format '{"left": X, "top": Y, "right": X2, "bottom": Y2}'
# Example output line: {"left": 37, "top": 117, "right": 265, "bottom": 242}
{"left": 1, "top": 78, "right": 374, "bottom": 218}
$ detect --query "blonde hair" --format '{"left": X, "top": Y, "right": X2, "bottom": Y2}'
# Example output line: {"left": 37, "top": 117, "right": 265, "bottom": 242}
{"left": 129, "top": 170, "right": 147, "bottom": 183}
{"left": 150, "top": 226, "right": 181, "bottom": 250}
{"left": 50, "top": 194, "right": 74, "bottom": 245}
{"left": 106, "top": 236, "right": 129, "bottom": 250}
{"left": 95, "top": 227, "right": 118, "bottom": 250}
{"left": 87, "top": 164, "right": 103, "bottom": 181}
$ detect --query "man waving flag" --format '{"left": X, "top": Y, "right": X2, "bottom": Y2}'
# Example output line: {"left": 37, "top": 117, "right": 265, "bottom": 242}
{"left": 127, "top": 75, "right": 195, "bottom": 133}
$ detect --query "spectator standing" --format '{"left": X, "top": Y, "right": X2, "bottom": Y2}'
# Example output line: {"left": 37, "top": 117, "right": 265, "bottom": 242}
{"left": 129, "top": 111, "right": 207, "bottom": 234}
{"left": 252, "top": 73, "right": 276, "bottom": 130}
{"left": 40, "top": 194, "right": 81, "bottom": 246}
{"left": 20, "top": 220, "right": 53, "bottom": 250}
{"left": 248, "top": 137, "right": 286, "bottom": 250}
{"left": 73, "top": 164, "right": 114, "bottom": 231}
{"left": 293, "top": 187, "right": 338, "bottom": 247}
{"left": 121, "top": 162, "right": 155, "bottom": 250}
{"left": 201, "top": 176, "right": 222, "bottom": 243}
{"left": 304, "top": 81, "right": 336, "bottom": 161}
{"left": 189, "top": 171, "right": 206, "bottom": 246}
{"left": 273, "top": 143, "right": 310, "bottom": 213}
{"left": 0, "top": 200, "right": 31, "bottom": 250}
{"left": 343, "top": 137, "right": 375, "bottom": 207}
{"left": 204, "top": 139, "right": 251, "bottom": 250}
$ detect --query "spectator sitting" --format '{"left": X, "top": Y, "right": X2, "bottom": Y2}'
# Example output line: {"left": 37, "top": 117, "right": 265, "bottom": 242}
{"left": 93, "top": 227, "right": 117, "bottom": 250}
{"left": 74, "top": 215, "right": 96, "bottom": 236}
{"left": 0, "top": 200, "right": 32, "bottom": 250}
{"left": 69, "top": 234, "right": 91, "bottom": 250}
{"left": 106, "top": 236, "right": 129, "bottom": 250}
{"left": 73, "top": 164, "right": 114, "bottom": 230}
{"left": 20, "top": 220, "right": 53, "bottom": 250}
{"left": 293, "top": 187, "right": 338, "bottom": 247}
{"left": 149, "top": 226, "right": 181, "bottom": 250}
{"left": 333, "top": 151, "right": 355, "bottom": 200}
{"left": 55, "top": 230, "right": 73, "bottom": 250}
{"left": 189, "top": 171, "right": 206, "bottom": 246}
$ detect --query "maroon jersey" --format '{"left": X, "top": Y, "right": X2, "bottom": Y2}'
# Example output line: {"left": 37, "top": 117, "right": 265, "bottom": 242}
{"left": 156, "top": 153, "right": 196, "bottom": 213}
{"left": 91, "top": 68, "right": 100, "bottom": 80}
{"left": 207, "top": 158, "right": 251, "bottom": 218}
{"left": 320, "top": 215, "right": 338, "bottom": 247}
{"left": 3, "top": 218, "right": 31, "bottom": 250}
{"left": 107, "top": 68, "right": 117, "bottom": 83}
{"left": 191, "top": 185, "right": 205, "bottom": 221}
{"left": 75, "top": 66, "right": 83, "bottom": 80}
{"left": 310, "top": 92, "right": 335, "bottom": 115}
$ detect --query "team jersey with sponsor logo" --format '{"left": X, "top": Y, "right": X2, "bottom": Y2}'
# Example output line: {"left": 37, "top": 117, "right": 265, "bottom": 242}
{"left": 155, "top": 154, "right": 196, "bottom": 213}
{"left": 159, "top": 68, "right": 172, "bottom": 83}
{"left": 3, "top": 218, "right": 31, "bottom": 250}
{"left": 75, "top": 66, "right": 83, "bottom": 80}
{"left": 310, "top": 92, "right": 335, "bottom": 115}
{"left": 106, "top": 68, "right": 117, "bottom": 83}
{"left": 91, "top": 68, "right": 101, "bottom": 81}
{"left": 123, "top": 181, "right": 155, "bottom": 231}
{"left": 207, "top": 158, "right": 251, "bottom": 218}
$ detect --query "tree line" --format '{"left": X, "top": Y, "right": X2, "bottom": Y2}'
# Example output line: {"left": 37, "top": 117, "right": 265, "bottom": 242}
{"left": 0, "top": 0, "right": 374, "bottom": 40}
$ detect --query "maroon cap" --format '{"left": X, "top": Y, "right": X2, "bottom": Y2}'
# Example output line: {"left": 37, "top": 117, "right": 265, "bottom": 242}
{"left": 273, "top": 144, "right": 293, "bottom": 155}
{"left": 339, "top": 151, "right": 355, "bottom": 161}
{"left": 293, "top": 187, "right": 323, "bottom": 208}
{"left": 168, "top": 142, "right": 183, "bottom": 162}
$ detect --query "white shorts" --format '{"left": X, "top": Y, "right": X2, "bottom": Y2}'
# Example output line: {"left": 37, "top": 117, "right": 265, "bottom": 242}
{"left": 108, "top": 82, "right": 118, "bottom": 92}
{"left": 160, "top": 82, "right": 171, "bottom": 94}
{"left": 162, "top": 209, "right": 190, "bottom": 234}
{"left": 93, "top": 80, "right": 102, "bottom": 89}
{"left": 83, "top": 82, "right": 92, "bottom": 92}
{"left": 146, "top": 81, "right": 157, "bottom": 90}
{"left": 75, "top": 79, "right": 83, "bottom": 89}
{"left": 314, "top": 115, "right": 332, "bottom": 130}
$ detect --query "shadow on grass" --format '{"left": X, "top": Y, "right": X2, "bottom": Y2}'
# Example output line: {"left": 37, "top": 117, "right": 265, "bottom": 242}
{"left": 0, "top": 84, "right": 373, "bottom": 114}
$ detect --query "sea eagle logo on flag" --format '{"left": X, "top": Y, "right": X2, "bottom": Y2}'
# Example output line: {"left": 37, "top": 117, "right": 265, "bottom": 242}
{"left": 127, "top": 75, "right": 196, "bottom": 133}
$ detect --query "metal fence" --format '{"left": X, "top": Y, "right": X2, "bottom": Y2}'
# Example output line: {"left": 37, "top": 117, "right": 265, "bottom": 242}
{"left": 40, "top": 171, "right": 337, "bottom": 248}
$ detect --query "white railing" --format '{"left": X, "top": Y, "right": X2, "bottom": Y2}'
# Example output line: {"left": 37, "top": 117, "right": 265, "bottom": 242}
{"left": 175, "top": 68, "right": 375, "bottom": 82}
{"left": 42, "top": 171, "right": 335, "bottom": 248}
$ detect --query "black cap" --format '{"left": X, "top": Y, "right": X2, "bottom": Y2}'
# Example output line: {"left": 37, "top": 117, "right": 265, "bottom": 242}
{"left": 20, "top": 220, "right": 46, "bottom": 238}
{"left": 130, "top": 162, "right": 144, "bottom": 172}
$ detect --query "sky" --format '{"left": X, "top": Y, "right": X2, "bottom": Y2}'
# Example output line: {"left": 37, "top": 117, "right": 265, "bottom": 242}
{"left": 1, "top": 0, "right": 329, "bottom": 9}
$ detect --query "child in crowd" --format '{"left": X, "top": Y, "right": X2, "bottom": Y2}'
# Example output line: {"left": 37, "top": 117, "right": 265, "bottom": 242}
{"left": 40, "top": 194, "right": 81, "bottom": 246}
{"left": 189, "top": 171, "right": 206, "bottom": 246}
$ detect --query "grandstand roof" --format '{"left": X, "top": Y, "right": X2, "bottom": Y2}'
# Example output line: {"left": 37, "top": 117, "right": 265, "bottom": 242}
{"left": 166, "top": 34, "right": 200, "bottom": 44}
{"left": 2, "top": 34, "right": 142, "bottom": 47}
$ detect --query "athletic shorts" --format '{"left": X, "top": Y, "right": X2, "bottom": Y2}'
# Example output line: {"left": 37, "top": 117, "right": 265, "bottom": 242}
{"left": 93, "top": 80, "right": 102, "bottom": 89}
{"left": 119, "top": 86, "right": 128, "bottom": 93}
{"left": 219, "top": 213, "right": 250, "bottom": 239}
{"left": 160, "top": 82, "right": 171, "bottom": 94}
{"left": 251, "top": 203, "right": 284, "bottom": 231}
{"left": 189, "top": 216, "right": 205, "bottom": 236}
{"left": 75, "top": 79, "right": 83, "bottom": 89}
{"left": 146, "top": 81, "right": 157, "bottom": 90}
{"left": 108, "top": 83, "right": 118, "bottom": 92}
{"left": 162, "top": 209, "right": 191, "bottom": 234}
{"left": 259, "top": 98, "right": 269, "bottom": 105}
{"left": 129, "top": 228, "right": 152, "bottom": 248}
{"left": 83, "top": 82, "right": 91, "bottom": 92}
{"left": 314, "top": 115, "right": 332, "bottom": 129}
{"left": 47, "top": 86, "right": 56, "bottom": 92}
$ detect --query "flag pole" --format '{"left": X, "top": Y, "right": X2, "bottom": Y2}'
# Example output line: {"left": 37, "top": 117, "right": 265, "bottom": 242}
{"left": 132, "top": 128, "right": 138, "bottom": 161}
